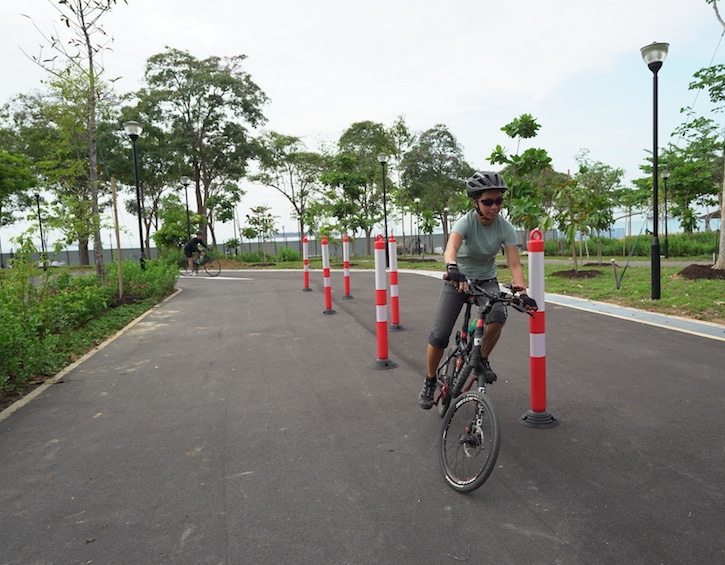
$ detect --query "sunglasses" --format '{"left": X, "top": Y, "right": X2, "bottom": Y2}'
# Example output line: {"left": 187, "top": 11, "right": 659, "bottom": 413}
{"left": 476, "top": 196, "right": 504, "bottom": 207}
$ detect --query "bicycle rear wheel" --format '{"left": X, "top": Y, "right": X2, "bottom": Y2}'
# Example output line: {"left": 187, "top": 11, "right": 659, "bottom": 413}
{"left": 439, "top": 391, "right": 500, "bottom": 493}
{"left": 204, "top": 258, "right": 222, "bottom": 277}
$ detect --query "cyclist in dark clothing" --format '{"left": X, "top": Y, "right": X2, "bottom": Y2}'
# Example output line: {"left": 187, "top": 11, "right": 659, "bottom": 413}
{"left": 184, "top": 231, "right": 206, "bottom": 275}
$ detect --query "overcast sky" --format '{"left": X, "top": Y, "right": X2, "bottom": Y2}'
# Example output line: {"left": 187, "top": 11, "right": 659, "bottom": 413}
{"left": 1, "top": 0, "right": 723, "bottom": 247}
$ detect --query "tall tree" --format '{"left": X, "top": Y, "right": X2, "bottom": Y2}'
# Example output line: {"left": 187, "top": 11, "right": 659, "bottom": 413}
{"left": 3, "top": 76, "right": 117, "bottom": 265}
{"left": 252, "top": 132, "right": 326, "bottom": 252}
{"left": 401, "top": 124, "right": 473, "bottom": 244}
{"left": 322, "top": 121, "right": 394, "bottom": 253}
{"left": 24, "top": 0, "right": 126, "bottom": 281}
{"left": 130, "top": 48, "right": 267, "bottom": 247}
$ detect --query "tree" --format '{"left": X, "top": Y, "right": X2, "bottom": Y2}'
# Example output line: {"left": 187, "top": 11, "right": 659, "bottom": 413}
{"left": 401, "top": 124, "right": 473, "bottom": 245}
{"left": 131, "top": 47, "right": 268, "bottom": 247}
{"left": 245, "top": 205, "right": 277, "bottom": 262}
{"left": 3, "top": 77, "right": 117, "bottom": 265}
{"left": 691, "top": 0, "right": 725, "bottom": 268}
{"left": 488, "top": 114, "right": 553, "bottom": 234}
{"left": 572, "top": 150, "right": 625, "bottom": 262}
{"left": 24, "top": 0, "right": 127, "bottom": 281}
{"left": 659, "top": 116, "right": 722, "bottom": 234}
{"left": 321, "top": 121, "right": 394, "bottom": 254}
{"left": 252, "top": 132, "right": 326, "bottom": 252}
{"left": 0, "top": 150, "right": 36, "bottom": 225}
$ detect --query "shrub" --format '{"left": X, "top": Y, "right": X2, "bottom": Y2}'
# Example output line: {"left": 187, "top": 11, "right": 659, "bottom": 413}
{"left": 0, "top": 252, "right": 179, "bottom": 396}
{"left": 238, "top": 250, "right": 261, "bottom": 263}
{"left": 276, "top": 247, "right": 301, "bottom": 262}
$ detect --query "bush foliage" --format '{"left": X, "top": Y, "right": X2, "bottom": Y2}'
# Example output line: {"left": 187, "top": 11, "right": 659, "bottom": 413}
{"left": 543, "top": 231, "right": 719, "bottom": 258}
{"left": 0, "top": 242, "right": 178, "bottom": 396}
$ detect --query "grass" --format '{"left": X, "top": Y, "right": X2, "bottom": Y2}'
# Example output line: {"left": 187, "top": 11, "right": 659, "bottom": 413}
{"left": 542, "top": 264, "right": 725, "bottom": 324}
{"left": 234, "top": 254, "right": 724, "bottom": 325}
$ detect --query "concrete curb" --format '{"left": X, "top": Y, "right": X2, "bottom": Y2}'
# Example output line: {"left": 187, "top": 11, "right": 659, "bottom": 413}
{"left": 0, "top": 287, "right": 183, "bottom": 423}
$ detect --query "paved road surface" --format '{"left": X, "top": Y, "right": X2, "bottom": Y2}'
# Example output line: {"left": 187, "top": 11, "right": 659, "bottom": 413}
{"left": 1, "top": 270, "right": 723, "bottom": 564}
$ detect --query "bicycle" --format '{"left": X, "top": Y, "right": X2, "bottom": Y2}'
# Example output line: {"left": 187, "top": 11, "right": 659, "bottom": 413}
{"left": 435, "top": 279, "right": 533, "bottom": 493}
{"left": 192, "top": 251, "right": 222, "bottom": 277}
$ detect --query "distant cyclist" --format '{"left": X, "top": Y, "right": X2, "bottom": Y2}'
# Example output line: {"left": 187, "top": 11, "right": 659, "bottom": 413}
{"left": 183, "top": 231, "right": 206, "bottom": 275}
{"left": 418, "top": 171, "right": 538, "bottom": 409}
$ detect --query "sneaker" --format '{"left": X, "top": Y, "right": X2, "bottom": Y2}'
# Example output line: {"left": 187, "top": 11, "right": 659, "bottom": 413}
{"left": 479, "top": 358, "right": 498, "bottom": 384}
{"left": 418, "top": 376, "right": 436, "bottom": 410}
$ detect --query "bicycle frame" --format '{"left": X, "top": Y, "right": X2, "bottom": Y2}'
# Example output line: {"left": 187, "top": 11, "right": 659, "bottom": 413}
{"left": 436, "top": 281, "right": 530, "bottom": 409}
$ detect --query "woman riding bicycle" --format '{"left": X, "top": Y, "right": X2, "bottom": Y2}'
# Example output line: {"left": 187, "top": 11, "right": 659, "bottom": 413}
{"left": 418, "top": 171, "right": 537, "bottom": 409}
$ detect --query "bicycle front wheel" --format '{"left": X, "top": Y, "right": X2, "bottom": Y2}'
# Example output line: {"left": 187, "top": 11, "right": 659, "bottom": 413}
{"left": 439, "top": 391, "right": 500, "bottom": 493}
{"left": 204, "top": 258, "right": 222, "bottom": 277}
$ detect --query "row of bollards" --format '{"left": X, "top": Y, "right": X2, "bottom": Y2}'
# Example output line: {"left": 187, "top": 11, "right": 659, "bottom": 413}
{"left": 300, "top": 230, "right": 556, "bottom": 429}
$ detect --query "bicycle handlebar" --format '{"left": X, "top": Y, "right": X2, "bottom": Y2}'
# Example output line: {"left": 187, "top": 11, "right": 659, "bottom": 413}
{"left": 442, "top": 274, "right": 535, "bottom": 316}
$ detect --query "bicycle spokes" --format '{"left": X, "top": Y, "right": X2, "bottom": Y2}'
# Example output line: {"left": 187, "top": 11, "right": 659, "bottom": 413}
{"left": 439, "top": 392, "right": 500, "bottom": 493}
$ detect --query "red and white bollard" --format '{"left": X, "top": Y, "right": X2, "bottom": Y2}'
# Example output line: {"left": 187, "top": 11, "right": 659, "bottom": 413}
{"left": 370, "top": 235, "right": 396, "bottom": 369}
{"left": 388, "top": 234, "right": 404, "bottom": 331}
{"left": 321, "top": 237, "right": 335, "bottom": 315}
{"left": 342, "top": 234, "right": 353, "bottom": 299}
{"left": 520, "top": 228, "right": 558, "bottom": 428}
{"left": 302, "top": 236, "right": 312, "bottom": 292}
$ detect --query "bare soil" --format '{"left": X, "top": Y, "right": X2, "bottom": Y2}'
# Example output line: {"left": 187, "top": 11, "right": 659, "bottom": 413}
{"left": 551, "top": 263, "right": 725, "bottom": 281}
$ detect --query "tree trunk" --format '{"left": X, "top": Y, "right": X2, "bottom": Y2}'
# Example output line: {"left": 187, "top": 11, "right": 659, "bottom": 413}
{"left": 710, "top": 0, "right": 725, "bottom": 269}
{"left": 714, "top": 182, "right": 724, "bottom": 269}
{"left": 78, "top": 237, "right": 90, "bottom": 265}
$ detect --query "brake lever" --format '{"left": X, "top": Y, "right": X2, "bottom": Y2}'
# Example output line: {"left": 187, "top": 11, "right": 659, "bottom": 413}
{"left": 511, "top": 297, "right": 535, "bottom": 317}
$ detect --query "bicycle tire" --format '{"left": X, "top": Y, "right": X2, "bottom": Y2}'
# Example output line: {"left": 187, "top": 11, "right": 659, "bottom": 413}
{"left": 204, "top": 258, "right": 222, "bottom": 277}
{"left": 449, "top": 363, "right": 473, "bottom": 400}
{"left": 439, "top": 391, "right": 500, "bottom": 493}
{"left": 437, "top": 347, "right": 459, "bottom": 418}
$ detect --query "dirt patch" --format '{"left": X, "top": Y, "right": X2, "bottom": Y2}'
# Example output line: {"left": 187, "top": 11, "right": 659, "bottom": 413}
{"left": 110, "top": 293, "right": 145, "bottom": 307}
{"left": 551, "top": 269, "right": 603, "bottom": 279}
{"left": 678, "top": 264, "right": 725, "bottom": 280}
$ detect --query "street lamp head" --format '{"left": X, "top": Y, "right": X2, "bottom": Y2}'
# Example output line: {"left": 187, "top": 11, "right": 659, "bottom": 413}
{"left": 123, "top": 120, "right": 143, "bottom": 139}
{"left": 34, "top": 192, "right": 40, "bottom": 201}
{"left": 414, "top": 197, "right": 420, "bottom": 204}
{"left": 180, "top": 175, "right": 191, "bottom": 187}
{"left": 377, "top": 152, "right": 389, "bottom": 164}
{"left": 640, "top": 42, "right": 669, "bottom": 74}
{"left": 662, "top": 169, "right": 670, "bottom": 180}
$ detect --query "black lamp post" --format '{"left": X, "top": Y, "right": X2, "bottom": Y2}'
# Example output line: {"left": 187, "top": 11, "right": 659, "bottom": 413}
{"left": 377, "top": 152, "right": 390, "bottom": 266}
{"left": 641, "top": 41, "right": 669, "bottom": 300}
{"left": 34, "top": 192, "right": 47, "bottom": 271}
{"left": 662, "top": 169, "right": 670, "bottom": 258}
{"left": 180, "top": 175, "right": 192, "bottom": 238}
{"left": 414, "top": 197, "right": 421, "bottom": 255}
{"left": 123, "top": 121, "right": 145, "bottom": 269}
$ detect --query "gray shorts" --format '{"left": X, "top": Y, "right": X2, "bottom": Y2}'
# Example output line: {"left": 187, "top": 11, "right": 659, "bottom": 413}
{"left": 427, "top": 279, "right": 508, "bottom": 350}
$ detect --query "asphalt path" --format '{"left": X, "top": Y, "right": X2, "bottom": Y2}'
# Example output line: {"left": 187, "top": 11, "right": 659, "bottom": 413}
{"left": 1, "top": 270, "right": 723, "bottom": 564}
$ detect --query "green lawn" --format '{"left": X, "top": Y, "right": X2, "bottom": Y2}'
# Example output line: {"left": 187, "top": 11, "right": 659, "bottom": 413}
{"left": 262, "top": 255, "right": 724, "bottom": 324}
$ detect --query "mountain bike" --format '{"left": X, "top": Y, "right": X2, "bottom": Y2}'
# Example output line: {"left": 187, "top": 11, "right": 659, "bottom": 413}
{"left": 435, "top": 280, "right": 533, "bottom": 493}
{"left": 192, "top": 251, "right": 222, "bottom": 277}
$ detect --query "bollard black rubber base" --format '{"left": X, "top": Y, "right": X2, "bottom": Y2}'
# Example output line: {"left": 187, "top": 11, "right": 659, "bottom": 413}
{"left": 390, "top": 324, "right": 406, "bottom": 331}
{"left": 302, "top": 287, "right": 313, "bottom": 292}
{"left": 519, "top": 409, "right": 559, "bottom": 429}
{"left": 323, "top": 309, "right": 336, "bottom": 315}
{"left": 342, "top": 294, "right": 354, "bottom": 300}
{"left": 370, "top": 359, "right": 397, "bottom": 370}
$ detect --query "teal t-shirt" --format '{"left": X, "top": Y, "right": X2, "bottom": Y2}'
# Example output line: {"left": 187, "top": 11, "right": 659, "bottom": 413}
{"left": 452, "top": 210, "right": 518, "bottom": 280}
